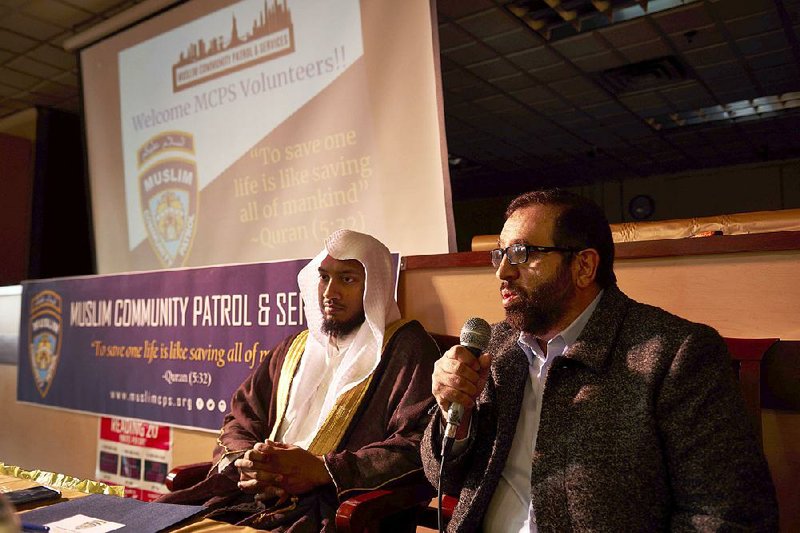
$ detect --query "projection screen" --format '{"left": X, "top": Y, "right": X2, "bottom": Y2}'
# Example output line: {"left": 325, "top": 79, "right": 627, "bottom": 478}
{"left": 81, "top": 0, "right": 453, "bottom": 274}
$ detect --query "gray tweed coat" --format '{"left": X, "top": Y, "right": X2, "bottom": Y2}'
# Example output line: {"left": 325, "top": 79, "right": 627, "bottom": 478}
{"left": 422, "top": 285, "right": 778, "bottom": 532}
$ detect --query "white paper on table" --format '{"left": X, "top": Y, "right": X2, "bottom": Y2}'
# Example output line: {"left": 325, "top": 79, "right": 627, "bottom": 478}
{"left": 46, "top": 514, "right": 125, "bottom": 533}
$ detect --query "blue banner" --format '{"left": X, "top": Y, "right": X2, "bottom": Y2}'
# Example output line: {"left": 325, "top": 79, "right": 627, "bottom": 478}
{"left": 18, "top": 260, "right": 313, "bottom": 431}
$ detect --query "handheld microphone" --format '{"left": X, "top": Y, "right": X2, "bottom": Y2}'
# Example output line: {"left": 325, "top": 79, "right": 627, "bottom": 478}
{"left": 444, "top": 317, "right": 491, "bottom": 440}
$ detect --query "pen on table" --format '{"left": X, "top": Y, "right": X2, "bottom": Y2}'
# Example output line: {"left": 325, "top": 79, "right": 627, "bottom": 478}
{"left": 20, "top": 522, "right": 50, "bottom": 532}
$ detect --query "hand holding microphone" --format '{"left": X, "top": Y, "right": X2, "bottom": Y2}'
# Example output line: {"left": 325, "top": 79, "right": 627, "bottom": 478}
{"left": 432, "top": 317, "right": 491, "bottom": 443}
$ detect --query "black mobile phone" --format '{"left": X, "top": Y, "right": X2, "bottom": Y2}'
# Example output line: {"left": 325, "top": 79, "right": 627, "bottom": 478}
{"left": 4, "top": 485, "right": 62, "bottom": 506}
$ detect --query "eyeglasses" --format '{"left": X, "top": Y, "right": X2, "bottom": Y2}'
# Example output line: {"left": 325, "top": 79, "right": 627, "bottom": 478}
{"left": 490, "top": 243, "right": 580, "bottom": 268}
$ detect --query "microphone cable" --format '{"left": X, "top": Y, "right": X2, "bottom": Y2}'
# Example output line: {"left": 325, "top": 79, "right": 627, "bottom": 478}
{"left": 438, "top": 432, "right": 455, "bottom": 533}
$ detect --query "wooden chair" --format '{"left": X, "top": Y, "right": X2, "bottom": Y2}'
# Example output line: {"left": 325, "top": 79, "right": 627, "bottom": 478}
{"left": 723, "top": 337, "right": 777, "bottom": 442}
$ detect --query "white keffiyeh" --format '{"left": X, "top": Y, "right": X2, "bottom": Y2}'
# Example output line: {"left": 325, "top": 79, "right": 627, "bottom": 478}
{"left": 277, "top": 230, "right": 400, "bottom": 447}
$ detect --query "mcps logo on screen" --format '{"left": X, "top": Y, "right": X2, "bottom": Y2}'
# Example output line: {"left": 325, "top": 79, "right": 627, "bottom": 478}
{"left": 28, "top": 290, "right": 62, "bottom": 398}
{"left": 138, "top": 131, "right": 199, "bottom": 268}
{"left": 171, "top": 0, "right": 295, "bottom": 93}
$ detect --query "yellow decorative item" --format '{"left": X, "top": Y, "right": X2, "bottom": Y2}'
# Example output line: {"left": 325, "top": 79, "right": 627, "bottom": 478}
{"left": 268, "top": 329, "right": 310, "bottom": 442}
{"left": 0, "top": 463, "right": 124, "bottom": 496}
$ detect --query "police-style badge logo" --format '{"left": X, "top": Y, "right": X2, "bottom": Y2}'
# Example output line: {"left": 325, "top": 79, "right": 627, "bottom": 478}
{"left": 138, "top": 131, "right": 198, "bottom": 268}
{"left": 29, "top": 290, "right": 62, "bottom": 398}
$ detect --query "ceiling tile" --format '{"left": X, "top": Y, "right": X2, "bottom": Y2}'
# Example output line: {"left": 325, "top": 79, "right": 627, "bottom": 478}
{"left": 0, "top": 12, "right": 61, "bottom": 40}
{"left": 583, "top": 101, "right": 627, "bottom": 119}
{"left": 682, "top": 42, "right": 737, "bottom": 67}
{"left": 746, "top": 49, "right": 794, "bottom": 70}
{"left": 617, "top": 39, "right": 672, "bottom": 63}
{"left": 0, "top": 99, "right": 30, "bottom": 113}
{"left": 6, "top": 54, "right": 59, "bottom": 77}
{"left": 550, "top": 33, "right": 602, "bottom": 61}
{"left": 694, "top": 60, "right": 745, "bottom": 82}
{"left": 572, "top": 51, "right": 625, "bottom": 73}
{"left": 474, "top": 93, "right": 525, "bottom": 113}
{"left": 536, "top": 98, "right": 573, "bottom": 116}
{"left": 490, "top": 72, "right": 534, "bottom": 92}
{"left": 467, "top": 57, "right": 518, "bottom": 80}
{"left": 505, "top": 46, "right": 558, "bottom": 70}
{"left": 651, "top": 3, "right": 713, "bottom": 34}
{"left": 529, "top": 62, "right": 575, "bottom": 83}
{"left": 437, "top": 0, "right": 494, "bottom": 21}
{"left": 715, "top": 86, "right": 763, "bottom": 104}
{"left": 511, "top": 85, "right": 554, "bottom": 106}
{"left": 0, "top": 66, "right": 39, "bottom": 88}
{"left": 548, "top": 108, "right": 587, "bottom": 126}
{"left": 661, "top": 86, "right": 716, "bottom": 110}
{"left": 708, "top": 0, "right": 776, "bottom": 22}
{"left": 609, "top": 120, "right": 654, "bottom": 139}
{"left": 0, "top": 28, "right": 36, "bottom": 53}
{"left": 22, "top": 0, "right": 90, "bottom": 28}
{"left": 0, "top": 82, "right": 16, "bottom": 97}
{"left": 598, "top": 20, "right": 659, "bottom": 49}
{"left": 484, "top": 27, "right": 540, "bottom": 55}
{"left": 26, "top": 43, "right": 75, "bottom": 69}
{"left": 563, "top": 88, "right": 609, "bottom": 107}
{"left": 736, "top": 30, "right": 789, "bottom": 56}
{"left": 442, "top": 68, "right": 479, "bottom": 90}
{"left": 52, "top": 70, "right": 77, "bottom": 87}
{"left": 619, "top": 90, "right": 665, "bottom": 110}
{"left": 31, "top": 78, "right": 72, "bottom": 97}
{"left": 449, "top": 82, "right": 498, "bottom": 100}
{"left": 668, "top": 24, "right": 723, "bottom": 52}
{"left": 456, "top": 8, "right": 519, "bottom": 39}
{"left": 752, "top": 64, "right": 798, "bottom": 86}
{"left": 58, "top": 0, "right": 146, "bottom": 16}
{"left": 724, "top": 11, "right": 782, "bottom": 39}
{"left": 445, "top": 102, "right": 484, "bottom": 121}
{"left": 438, "top": 23, "right": 473, "bottom": 49}
{"left": 443, "top": 42, "right": 497, "bottom": 66}
{"left": 548, "top": 76, "right": 597, "bottom": 97}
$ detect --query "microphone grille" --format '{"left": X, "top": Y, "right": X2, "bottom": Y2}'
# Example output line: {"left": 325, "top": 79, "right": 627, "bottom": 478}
{"left": 460, "top": 317, "right": 491, "bottom": 352}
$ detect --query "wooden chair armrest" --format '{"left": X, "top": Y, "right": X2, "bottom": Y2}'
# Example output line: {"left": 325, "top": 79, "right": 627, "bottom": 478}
{"left": 417, "top": 493, "right": 458, "bottom": 530}
{"left": 335, "top": 483, "right": 435, "bottom": 533}
{"left": 165, "top": 461, "right": 213, "bottom": 492}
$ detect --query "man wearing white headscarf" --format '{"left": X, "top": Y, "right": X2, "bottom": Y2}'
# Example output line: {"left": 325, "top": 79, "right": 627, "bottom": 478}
{"left": 160, "top": 230, "right": 439, "bottom": 531}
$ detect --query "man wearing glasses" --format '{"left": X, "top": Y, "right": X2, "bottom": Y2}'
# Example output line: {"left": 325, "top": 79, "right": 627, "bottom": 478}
{"left": 422, "top": 189, "right": 778, "bottom": 531}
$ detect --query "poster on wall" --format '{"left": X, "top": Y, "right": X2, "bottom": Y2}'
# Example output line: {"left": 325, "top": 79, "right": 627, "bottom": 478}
{"left": 82, "top": 0, "right": 453, "bottom": 274}
{"left": 96, "top": 417, "right": 172, "bottom": 501}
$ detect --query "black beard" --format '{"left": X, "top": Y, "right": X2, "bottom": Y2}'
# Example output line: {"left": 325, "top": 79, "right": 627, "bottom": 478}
{"left": 321, "top": 311, "right": 366, "bottom": 337}
{"left": 504, "top": 261, "right": 575, "bottom": 335}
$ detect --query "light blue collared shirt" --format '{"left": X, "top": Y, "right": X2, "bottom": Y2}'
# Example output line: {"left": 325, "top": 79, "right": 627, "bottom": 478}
{"left": 483, "top": 290, "right": 603, "bottom": 532}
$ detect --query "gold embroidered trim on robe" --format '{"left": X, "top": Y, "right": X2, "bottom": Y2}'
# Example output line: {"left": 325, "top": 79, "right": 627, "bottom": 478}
{"left": 268, "top": 329, "right": 310, "bottom": 442}
{"left": 269, "top": 319, "right": 410, "bottom": 455}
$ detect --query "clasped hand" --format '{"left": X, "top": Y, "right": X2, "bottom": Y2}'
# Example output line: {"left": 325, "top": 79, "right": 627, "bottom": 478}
{"left": 235, "top": 440, "right": 332, "bottom": 504}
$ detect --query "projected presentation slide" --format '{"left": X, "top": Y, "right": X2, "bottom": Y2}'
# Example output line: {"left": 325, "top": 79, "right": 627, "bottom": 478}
{"left": 82, "top": 0, "right": 452, "bottom": 274}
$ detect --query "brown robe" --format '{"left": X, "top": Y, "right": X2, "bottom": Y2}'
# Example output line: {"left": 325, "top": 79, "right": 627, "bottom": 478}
{"left": 160, "top": 320, "right": 438, "bottom": 531}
